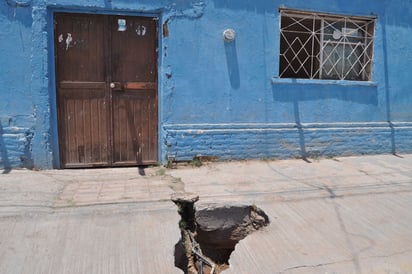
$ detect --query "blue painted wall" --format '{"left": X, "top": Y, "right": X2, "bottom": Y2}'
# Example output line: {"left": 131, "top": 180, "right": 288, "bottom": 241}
{"left": 0, "top": 2, "right": 35, "bottom": 170}
{"left": 0, "top": 0, "right": 411, "bottom": 169}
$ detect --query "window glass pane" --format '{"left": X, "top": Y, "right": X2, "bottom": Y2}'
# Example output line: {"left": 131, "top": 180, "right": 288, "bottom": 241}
{"left": 279, "top": 13, "right": 321, "bottom": 79}
{"left": 322, "top": 43, "right": 363, "bottom": 80}
{"left": 324, "top": 21, "right": 364, "bottom": 44}
{"left": 322, "top": 43, "right": 341, "bottom": 80}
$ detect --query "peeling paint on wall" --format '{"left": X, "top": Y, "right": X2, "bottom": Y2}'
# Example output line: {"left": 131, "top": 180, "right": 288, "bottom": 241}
{"left": 136, "top": 25, "right": 146, "bottom": 36}
{"left": 163, "top": 19, "right": 170, "bottom": 38}
{"left": 65, "top": 33, "right": 72, "bottom": 50}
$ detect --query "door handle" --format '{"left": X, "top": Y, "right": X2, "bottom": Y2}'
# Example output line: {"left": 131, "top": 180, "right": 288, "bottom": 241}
{"left": 110, "top": 82, "right": 122, "bottom": 91}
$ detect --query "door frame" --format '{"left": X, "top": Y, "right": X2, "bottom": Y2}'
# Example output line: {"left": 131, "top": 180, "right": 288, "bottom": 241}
{"left": 48, "top": 8, "right": 162, "bottom": 168}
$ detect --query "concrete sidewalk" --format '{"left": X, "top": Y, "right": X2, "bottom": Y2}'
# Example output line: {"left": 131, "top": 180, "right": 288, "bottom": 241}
{"left": 1, "top": 154, "right": 412, "bottom": 273}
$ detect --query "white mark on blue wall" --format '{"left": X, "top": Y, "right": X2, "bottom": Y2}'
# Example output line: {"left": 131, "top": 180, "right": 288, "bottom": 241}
{"left": 136, "top": 25, "right": 147, "bottom": 36}
{"left": 65, "top": 33, "right": 72, "bottom": 50}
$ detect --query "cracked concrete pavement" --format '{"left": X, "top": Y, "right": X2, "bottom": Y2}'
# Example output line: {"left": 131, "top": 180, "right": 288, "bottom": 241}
{"left": 1, "top": 154, "right": 412, "bottom": 273}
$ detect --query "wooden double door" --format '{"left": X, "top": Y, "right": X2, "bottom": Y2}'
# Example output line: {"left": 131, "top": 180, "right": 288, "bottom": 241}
{"left": 54, "top": 13, "right": 158, "bottom": 168}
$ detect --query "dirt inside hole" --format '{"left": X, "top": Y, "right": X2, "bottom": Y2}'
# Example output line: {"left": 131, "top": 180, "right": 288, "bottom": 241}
{"left": 174, "top": 203, "right": 269, "bottom": 273}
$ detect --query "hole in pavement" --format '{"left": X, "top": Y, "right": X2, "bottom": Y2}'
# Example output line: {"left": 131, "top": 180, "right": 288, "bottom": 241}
{"left": 172, "top": 193, "right": 269, "bottom": 274}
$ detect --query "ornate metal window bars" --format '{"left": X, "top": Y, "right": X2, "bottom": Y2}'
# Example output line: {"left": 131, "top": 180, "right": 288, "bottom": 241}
{"left": 279, "top": 9, "right": 375, "bottom": 81}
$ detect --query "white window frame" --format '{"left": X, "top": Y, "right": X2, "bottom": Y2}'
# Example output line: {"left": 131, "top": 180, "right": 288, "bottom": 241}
{"left": 279, "top": 8, "right": 376, "bottom": 81}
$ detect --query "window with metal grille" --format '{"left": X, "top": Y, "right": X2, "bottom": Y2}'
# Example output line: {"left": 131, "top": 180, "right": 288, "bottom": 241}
{"left": 279, "top": 9, "right": 375, "bottom": 81}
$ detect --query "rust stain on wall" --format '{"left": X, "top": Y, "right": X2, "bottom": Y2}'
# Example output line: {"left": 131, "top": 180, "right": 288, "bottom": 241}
{"left": 163, "top": 19, "right": 169, "bottom": 38}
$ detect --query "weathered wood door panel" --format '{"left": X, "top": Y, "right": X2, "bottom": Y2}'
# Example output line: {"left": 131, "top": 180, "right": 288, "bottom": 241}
{"left": 110, "top": 16, "right": 158, "bottom": 165}
{"left": 112, "top": 92, "right": 157, "bottom": 164}
{"left": 55, "top": 13, "right": 158, "bottom": 168}
{"left": 58, "top": 86, "right": 109, "bottom": 166}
